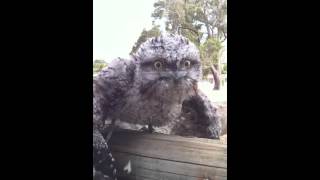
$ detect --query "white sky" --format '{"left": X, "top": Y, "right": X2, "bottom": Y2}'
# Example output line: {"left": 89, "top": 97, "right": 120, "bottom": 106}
{"left": 93, "top": 0, "right": 156, "bottom": 62}
{"left": 93, "top": 0, "right": 226, "bottom": 63}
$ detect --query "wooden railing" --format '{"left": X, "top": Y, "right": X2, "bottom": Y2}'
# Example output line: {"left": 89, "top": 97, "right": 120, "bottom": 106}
{"left": 109, "top": 129, "right": 227, "bottom": 180}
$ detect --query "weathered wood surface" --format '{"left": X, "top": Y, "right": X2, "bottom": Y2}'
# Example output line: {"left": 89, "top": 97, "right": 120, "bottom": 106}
{"left": 109, "top": 130, "right": 227, "bottom": 180}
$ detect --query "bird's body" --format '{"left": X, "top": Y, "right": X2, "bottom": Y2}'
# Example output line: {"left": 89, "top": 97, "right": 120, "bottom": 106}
{"left": 93, "top": 34, "right": 221, "bottom": 180}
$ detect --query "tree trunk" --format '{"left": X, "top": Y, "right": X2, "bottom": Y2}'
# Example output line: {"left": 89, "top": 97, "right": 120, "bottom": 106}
{"left": 203, "top": 5, "right": 212, "bottom": 39}
{"left": 210, "top": 65, "right": 221, "bottom": 90}
{"left": 206, "top": 24, "right": 212, "bottom": 38}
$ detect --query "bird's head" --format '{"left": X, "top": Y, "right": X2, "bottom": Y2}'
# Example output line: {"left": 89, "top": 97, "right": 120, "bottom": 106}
{"left": 133, "top": 34, "right": 202, "bottom": 102}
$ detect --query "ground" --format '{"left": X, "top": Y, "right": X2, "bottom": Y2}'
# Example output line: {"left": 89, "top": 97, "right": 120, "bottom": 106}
{"left": 198, "top": 80, "right": 227, "bottom": 104}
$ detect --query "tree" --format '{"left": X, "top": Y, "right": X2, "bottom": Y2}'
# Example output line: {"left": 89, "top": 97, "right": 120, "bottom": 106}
{"left": 187, "top": 0, "right": 227, "bottom": 41}
{"left": 152, "top": 0, "right": 227, "bottom": 43}
{"left": 221, "top": 63, "right": 227, "bottom": 74}
{"left": 93, "top": 59, "right": 108, "bottom": 74}
{"left": 151, "top": 0, "right": 227, "bottom": 89}
{"left": 130, "top": 26, "right": 161, "bottom": 55}
{"left": 200, "top": 37, "right": 223, "bottom": 89}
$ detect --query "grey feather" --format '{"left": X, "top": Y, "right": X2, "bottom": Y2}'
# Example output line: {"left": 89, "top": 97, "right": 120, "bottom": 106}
{"left": 93, "top": 34, "right": 221, "bottom": 179}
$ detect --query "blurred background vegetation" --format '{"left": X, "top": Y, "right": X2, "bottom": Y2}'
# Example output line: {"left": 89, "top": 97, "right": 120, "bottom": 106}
{"left": 93, "top": 0, "right": 227, "bottom": 89}
{"left": 93, "top": 59, "right": 108, "bottom": 75}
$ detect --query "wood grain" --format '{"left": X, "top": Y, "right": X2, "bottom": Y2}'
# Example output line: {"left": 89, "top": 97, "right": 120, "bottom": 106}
{"left": 109, "top": 130, "right": 227, "bottom": 180}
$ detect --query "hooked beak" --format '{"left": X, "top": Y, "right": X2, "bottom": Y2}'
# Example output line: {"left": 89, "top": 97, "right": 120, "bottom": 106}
{"left": 159, "top": 71, "right": 186, "bottom": 81}
{"left": 173, "top": 71, "right": 187, "bottom": 80}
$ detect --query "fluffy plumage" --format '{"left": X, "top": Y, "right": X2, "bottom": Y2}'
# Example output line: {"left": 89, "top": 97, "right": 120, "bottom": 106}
{"left": 93, "top": 34, "right": 221, "bottom": 180}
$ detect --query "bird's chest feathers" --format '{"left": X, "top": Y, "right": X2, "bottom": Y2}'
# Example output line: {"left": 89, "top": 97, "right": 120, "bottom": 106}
{"left": 118, "top": 90, "right": 182, "bottom": 126}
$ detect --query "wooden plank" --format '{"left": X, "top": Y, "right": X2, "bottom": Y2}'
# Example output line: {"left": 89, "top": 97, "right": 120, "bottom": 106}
{"left": 110, "top": 131, "right": 227, "bottom": 168}
{"left": 109, "top": 130, "right": 227, "bottom": 180}
{"left": 119, "top": 168, "right": 227, "bottom": 180}
{"left": 113, "top": 152, "right": 226, "bottom": 179}
{"left": 110, "top": 129, "right": 227, "bottom": 153}
{"left": 113, "top": 129, "right": 226, "bottom": 147}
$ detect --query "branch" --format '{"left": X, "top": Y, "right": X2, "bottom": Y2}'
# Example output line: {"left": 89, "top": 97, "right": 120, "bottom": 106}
{"left": 178, "top": 25, "right": 199, "bottom": 36}
{"left": 221, "top": 30, "right": 227, "bottom": 42}
{"left": 178, "top": 25, "right": 201, "bottom": 44}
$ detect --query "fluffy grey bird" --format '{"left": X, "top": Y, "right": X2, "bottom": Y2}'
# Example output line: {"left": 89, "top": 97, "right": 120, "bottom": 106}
{"left": 93, "top": 34, "right": 222, "bottom": 180}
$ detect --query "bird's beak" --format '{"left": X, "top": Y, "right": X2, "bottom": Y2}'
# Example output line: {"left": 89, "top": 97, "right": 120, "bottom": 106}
{"left": 174, "top": 71, "right": 187, "bottom": 80}
{"left": 160, "top": 71, "right": 186, "bottom": 81}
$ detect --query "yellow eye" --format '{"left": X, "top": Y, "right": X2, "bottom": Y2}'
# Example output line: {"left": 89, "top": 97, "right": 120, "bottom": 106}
{"left": 154, "top": 61, "right": 162, "bottom": 70}
{"left": 184, "top": 60, "right": 191, "bottom": 68}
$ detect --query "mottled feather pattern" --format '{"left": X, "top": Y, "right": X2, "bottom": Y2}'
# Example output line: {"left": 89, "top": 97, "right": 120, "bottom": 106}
{"left": 93, "top": 34, "right": 221, "bottom": 179}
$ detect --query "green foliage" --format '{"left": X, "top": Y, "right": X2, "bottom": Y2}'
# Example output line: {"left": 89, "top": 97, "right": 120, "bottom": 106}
{"left": 199, "top": 37, "right": 222, "bottom": 76}
{"left": 152, "top": 0, "right": 227, "bottom": 42}
{"left": 129, "top": 0, "right": 226, "bottom": 78}
{"left": 221, "top": 63, "right": 227, "bottom": 74}
{"left": 150, "top": 0, "right": 226, "bottom": 76}
{"left": 93, "top": 59, "right": 108, "bottom": 74}
{"left": 130, "top": 26, "right": 161, "bottom": 54}
{"left": 151, "top": 0, "right": 165, "bottom": 20}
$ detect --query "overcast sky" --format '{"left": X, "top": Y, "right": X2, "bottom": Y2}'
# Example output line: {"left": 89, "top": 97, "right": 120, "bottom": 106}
{"left": 93, "top": 0, "right": 155, "bottom": 62}
{"left": 93, "top": 0, "right": 226, "bottom": 63}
